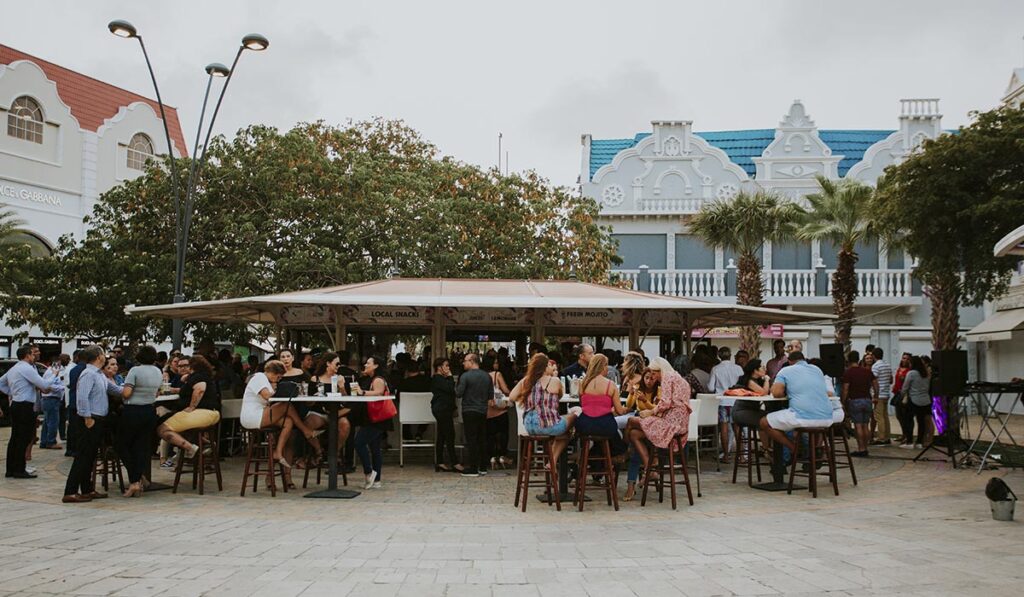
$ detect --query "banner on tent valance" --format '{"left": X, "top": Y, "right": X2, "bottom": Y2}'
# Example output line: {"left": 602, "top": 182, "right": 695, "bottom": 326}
{"left": 444, "top": 307, "right": 533, "bottom": 327}
{"left": 544, "top": 308, "right": 633, "bottom": 327}
{"left": 279, "top": 305, "right": 335, "bottom": 326}
{"left": 341, "top": 305, "right": 433, "bottom": 326}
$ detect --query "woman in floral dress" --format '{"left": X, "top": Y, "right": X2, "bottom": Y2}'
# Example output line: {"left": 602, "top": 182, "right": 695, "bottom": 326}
{"left": 625, "top": 357, "right": 692, "bottom": 471}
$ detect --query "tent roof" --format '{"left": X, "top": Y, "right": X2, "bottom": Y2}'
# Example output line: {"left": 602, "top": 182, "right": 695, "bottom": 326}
{"left": 125, "top": 278, "right": 833, "bottom": 331}
{"left": 994, "top": 224, "right": 1024, "bottom": 257}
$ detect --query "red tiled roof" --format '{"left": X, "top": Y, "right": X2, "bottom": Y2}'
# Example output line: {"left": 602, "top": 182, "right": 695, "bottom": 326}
{"left": 0, "top": 44, "right": 187, "bottom": 156}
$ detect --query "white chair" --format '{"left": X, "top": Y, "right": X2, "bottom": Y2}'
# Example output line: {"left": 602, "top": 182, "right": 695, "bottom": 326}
{"left": 220, "top": 399, "right": 244, "bottom": 456}
{"left": 695, "top": 393, "right": 721, "bottom": 472}
{"left": 688, "top": 399, "right": 703, "bottom": 498}
{"left": 398, "top": 392, "right": 435, "bottom": 467}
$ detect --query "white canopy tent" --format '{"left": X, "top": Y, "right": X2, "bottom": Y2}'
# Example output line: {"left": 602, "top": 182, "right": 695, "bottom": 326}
{"left": 126, "top": 278, "right": 833, "bottom": 355}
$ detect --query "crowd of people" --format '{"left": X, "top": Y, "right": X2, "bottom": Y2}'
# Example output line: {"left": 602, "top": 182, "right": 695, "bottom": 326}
{"left": 0, "top": 335, "right": 937, "bottom": 503}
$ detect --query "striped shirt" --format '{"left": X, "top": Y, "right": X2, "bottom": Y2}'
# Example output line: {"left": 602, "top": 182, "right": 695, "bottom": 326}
{"left": 872, "top": 360, "right": 894, "bottom": 400}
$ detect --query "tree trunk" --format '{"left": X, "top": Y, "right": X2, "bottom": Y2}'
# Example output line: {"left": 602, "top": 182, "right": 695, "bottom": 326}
{"left": 831, "top": 247, "right": 859, "bottom": 351}
{"left": 927, "top": 275, "right": 961, "bottom": 350}
{"left": 736, "top": 252, "right": 765, "bottom": 358}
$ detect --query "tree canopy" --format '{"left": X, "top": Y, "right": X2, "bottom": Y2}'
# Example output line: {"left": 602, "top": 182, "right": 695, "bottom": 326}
{"left": 0, "top": 119, "right": 619, "bottom": 345}
{"left": 874, "top": 106, "right": 1024, "bottom": 349}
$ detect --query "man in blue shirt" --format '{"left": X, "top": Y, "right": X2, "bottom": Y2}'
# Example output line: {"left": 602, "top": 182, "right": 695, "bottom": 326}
{"left": 0, "top": 345, "right": 60, "bottom": 478}
{"left": 64, "top": 351, "right": 88, "bottom": 457}
{"left": 63, "top": 345, "right": 110, "bottom": 503}
{"left": 758, "top": 351, "right": 834, "bottom": 452}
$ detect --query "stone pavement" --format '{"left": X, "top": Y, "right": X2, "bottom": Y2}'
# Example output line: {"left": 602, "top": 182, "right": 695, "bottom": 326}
{"left": 1, "top": 428, "right": 1022, "bottom": 596}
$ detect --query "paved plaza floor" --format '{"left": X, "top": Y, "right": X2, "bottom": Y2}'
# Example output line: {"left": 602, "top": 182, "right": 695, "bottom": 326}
{"left": 1, "top": 427, "right": 1022, "bottom": 596}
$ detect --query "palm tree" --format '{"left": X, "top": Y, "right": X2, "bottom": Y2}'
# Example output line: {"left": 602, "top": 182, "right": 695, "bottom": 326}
{"left": 0, "top": 206, "right": 24, "bottom": 242}
{"left": 690, "top": 190, "right": 802, "bottom": 357}
{"left": 795, "top": 175, "right": 874, "bottom": 351}
{"left": 0, "top": 205, "right": 29, "bottom": 294}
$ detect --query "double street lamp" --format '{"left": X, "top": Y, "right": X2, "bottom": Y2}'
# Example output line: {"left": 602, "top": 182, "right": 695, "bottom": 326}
{"left": 108, "top": 20, "right": 268, "bottom": 350}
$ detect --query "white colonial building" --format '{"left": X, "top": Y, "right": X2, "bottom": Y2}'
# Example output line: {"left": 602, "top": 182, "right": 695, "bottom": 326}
{"left": 581, "top": 97, "right": 985, "bottom": 362}
{"left": 0, "top": 44, "right": 186, "bottom": 357}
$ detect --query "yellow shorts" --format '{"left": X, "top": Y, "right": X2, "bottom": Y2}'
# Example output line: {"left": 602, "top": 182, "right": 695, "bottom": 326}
{"left": 163, "top": 409, "right": 221, "bottom": 432}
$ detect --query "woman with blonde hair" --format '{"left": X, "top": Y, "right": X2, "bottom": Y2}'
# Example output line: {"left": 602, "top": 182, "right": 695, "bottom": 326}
{"left": 508, "top": 353, "right": 576, "bottom": 471}
{"left": 575, "top": 354, "right": 628, "bottom": 457}
{"left": 624, "top": 356, "right": 692, "bottom": 477}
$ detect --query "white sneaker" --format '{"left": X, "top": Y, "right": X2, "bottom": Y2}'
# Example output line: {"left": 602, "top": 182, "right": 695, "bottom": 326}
{"left": 372, "top": 480, "right": 382, "bottom": 489}
{"left": 914, "top": 443, "right": 923, "bottom": 449}
{"left": 364, "top": 471, "right": 378, "bottom": 489}
{"left": 25, "top": 466, "right": 36, "bottom": 474}
{"left": 184, "top": 443, "right": 199, "bottom": 459}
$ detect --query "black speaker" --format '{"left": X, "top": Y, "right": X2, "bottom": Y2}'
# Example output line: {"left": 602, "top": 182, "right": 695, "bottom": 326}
{"left": 931, "top": 350, "right": 968, "bottom": 396}
{"left": 819, "top": 343, "right": 845, "bottom": 378}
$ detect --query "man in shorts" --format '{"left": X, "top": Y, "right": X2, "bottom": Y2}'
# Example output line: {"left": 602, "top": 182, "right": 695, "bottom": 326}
{"left": 758, "top": 351, "right": 833, "bottom": 452}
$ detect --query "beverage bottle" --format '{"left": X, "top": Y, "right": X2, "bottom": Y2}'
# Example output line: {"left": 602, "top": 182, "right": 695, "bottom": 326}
{"left": 330, "top": 374, "right": 339, "bottom": 394}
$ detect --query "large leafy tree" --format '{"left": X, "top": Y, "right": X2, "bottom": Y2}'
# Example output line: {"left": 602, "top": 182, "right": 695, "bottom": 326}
{"left": 795, "top": 175, "right": 874, "bottom": 350}
{"left": 0, "top": 119, "right": 619, "bottom": 345}
{"left": 874, "top": 106, "right": 1024, "bottom": 350}
{"left": 690, "top": 191, "right": 802, "bottom": 356}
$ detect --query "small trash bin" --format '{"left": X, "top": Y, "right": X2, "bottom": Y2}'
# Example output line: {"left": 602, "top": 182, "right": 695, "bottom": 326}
{"left": 990, "top": 498, "right": 1016, "bottom": 522}
{"left": 986, "top": 477, "right": 1018, "bottom": 522}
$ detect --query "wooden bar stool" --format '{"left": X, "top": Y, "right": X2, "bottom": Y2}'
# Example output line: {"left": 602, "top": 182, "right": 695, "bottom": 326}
{"left": 787, "top": 427, "right": 839, "bottom": 498}
{"left": 91, "top": 437, "right": 125, "bottom": 493}
{"left": 173, "top": 423, "right": 223, "bottom": 495}
{"left": 573, "top": 434, "right": 619, "bottom": 512}
{"left": 514, "top": 435, "right": 560, "bottom": 512}
{"left": 641, "top": 434, "right": 694, "bottom": 509}
{"left": 731, "top": 425, "right": 770, "bottom": 487}
{"left": 240, "top": 429, "right": 289, "bottom": 497}
{"left": 829, "top": 424, "right": 857, "bottom": 486}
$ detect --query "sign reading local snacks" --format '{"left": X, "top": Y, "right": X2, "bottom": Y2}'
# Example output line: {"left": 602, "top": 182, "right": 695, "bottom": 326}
{"left": 340, "top": 305, "right": 433, "bottom": 326}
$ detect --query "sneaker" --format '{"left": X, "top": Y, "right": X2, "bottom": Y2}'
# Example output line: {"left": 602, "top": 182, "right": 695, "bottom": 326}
{"left": 372, "top": 481, "right": 382, "bottom": 489}
{"left": 184, "top": 443, "right": 199, "bottom": 459}
{"left": 461, "top": 469, "right": 480, "bottom": 477}
{"left": 364, "top": 471, "right": 378, "bottom": 489}
{"left": 479, "top": 470, "right": 488, "bottom": 476}
{"left": 25, "top": 466, "right": 36, "bottom": 474}
{"left": 898, "top": 443, "right": 914, "bottom": 449}
{"left": 914, "top": 443, "right": 923, "bottom": 449}
{"left": 160, "top": 458, "right": 177, "bottom": 469}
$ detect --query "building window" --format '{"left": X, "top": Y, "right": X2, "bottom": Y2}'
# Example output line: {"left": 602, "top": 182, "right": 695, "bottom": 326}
{"left": 7, "top": 96, "right": 44, "bottom": 143}
{"left": 126, "top": 133, "right": 155, "bottom": 170}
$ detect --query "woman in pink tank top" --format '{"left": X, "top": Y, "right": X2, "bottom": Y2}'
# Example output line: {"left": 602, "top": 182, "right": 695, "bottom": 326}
{"left": 575, "top": 354, "right": 628, "bottom": 457}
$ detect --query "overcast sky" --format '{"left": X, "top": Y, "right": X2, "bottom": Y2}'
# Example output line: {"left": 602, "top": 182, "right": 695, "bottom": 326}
{"left": 11, "top": 0, "right": 1024, "bottom": 186}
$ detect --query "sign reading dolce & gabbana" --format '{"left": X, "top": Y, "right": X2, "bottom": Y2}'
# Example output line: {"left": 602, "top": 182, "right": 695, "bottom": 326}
{"left": 0, "top": 182, "right": 64, "bottom": 208}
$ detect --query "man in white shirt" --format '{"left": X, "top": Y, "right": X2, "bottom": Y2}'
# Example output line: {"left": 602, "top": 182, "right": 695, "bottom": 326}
{"left": 870, "top": 347, "right": 894, "bottom": 445}
{"left": 709, "top": 347, "right": 745, "bottom": 462}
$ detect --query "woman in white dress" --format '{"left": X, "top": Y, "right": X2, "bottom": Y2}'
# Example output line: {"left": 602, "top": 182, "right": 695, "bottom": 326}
{"left": 241, "top": 360, "right": 321, "bottom": 468}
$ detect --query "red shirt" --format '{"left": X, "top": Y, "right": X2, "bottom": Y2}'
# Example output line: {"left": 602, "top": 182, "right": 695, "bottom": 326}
{"left": 893, "top": 367, "right": 910, "bottom": 394}
{"left": 841, "top": 365, "right": 874, "bottom": 400}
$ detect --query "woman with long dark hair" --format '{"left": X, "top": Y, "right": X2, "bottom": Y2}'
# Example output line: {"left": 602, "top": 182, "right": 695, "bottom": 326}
{"left": 484, "top": 355, "right": 513, "bottom": 469}
{"left": 350, "top": 356, "right": 394, "bottom": 489}
{"left": 430, "top": 357, "right": 462, "bottom": 472}
{"left": 305, "top": 352, "right": 352, "bottom": 463}
{"left": 899, "top": 356, "right": 932, "bottom": 449}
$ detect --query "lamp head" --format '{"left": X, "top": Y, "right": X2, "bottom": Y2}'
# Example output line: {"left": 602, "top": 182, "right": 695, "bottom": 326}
{"left": 108, "top": 19, "right": 138, "bottom": 38}
{"left": 205, "top": 63, "right": 230, "bottom": 78}
{"left": 241, "top": 33, "right": 269, "bottom": 51}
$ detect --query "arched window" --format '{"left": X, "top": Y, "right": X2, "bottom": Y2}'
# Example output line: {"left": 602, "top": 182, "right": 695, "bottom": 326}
{"left": 7, "top": 96, "right": 44, "bottom": 143}
{"left": 3, "top": 231, "right": 53, "bottom": 258}
{"left": 126, "top": 133, "right": 155, "bottom": 170}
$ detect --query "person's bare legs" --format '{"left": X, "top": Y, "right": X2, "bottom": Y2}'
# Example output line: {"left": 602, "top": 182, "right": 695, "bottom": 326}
{"left": 272, "top": 418, "right": 295, "bottom": 462}
{"left": 855, "top": 422, "right": 870, "bottom": 452}
{"left": 157, "top": 425, "right": 195, "bottom": 454}
{"left": 758, "top": 417, "right": 795, "bottom": 452}
{"left": 337, "top": 417, "right": 351, "bottom": 457}
{"left": 626, "top": 418, "right": 650, "bottom": 468}
{"left": 719, "top": 421, "right": 731, "bottom": 461}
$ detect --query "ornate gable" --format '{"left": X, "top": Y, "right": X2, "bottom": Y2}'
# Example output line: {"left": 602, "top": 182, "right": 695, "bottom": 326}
{"left": 589, "top": 120, "right": 748, "bottom": 213}
{"left": 846, "top": 99, "right": 942, "bottom": 184}
{"left": 753, "top": 100, "right": 841, "bottom": 182}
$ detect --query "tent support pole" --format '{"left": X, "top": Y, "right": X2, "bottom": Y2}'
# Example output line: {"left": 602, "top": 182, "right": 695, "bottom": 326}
{"left": 683, "top": 313, "right": 692, "bottom": 357}
{"left": 333, "top": 308, "right": 345, "bottom": 352}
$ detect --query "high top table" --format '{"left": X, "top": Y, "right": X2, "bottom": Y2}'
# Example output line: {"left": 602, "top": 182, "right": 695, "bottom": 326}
{"left": 270, "top": 394, "right": 394, "bottom": 499}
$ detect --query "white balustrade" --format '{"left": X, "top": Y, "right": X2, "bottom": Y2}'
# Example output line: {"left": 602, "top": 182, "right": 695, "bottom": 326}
{"left": 636, "top": 198, "right": 703, "bottom": 213}
{"left": 614, "top": 268, "right": 915, "bottom": 299}
{"left": 765, "top": 270, "right": 816, "bottom": 298}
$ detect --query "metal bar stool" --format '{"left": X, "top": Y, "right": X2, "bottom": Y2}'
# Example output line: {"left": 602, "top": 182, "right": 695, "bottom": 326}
{"left": 731, "top": 424, "right": 770, "bottom": 487}
{"left": 514, "top": 435, "right": 560, "bottom": 512}
{"left": 303, "top": 435, "right": 348, "bottom": 489}
{"left": 787, "top": 427, "right": 839, "bottom": 498}
{"left": 573, "top": 434, "right": 619, "bottom": 512}
{"left": 641, "top": 434, "right": 694, "bottom": 509}
{"left": 240, "top": 428, "right": 289, "bottom": 497}
{"left": 173, "top": 423, "right": 223, "bottom": 495}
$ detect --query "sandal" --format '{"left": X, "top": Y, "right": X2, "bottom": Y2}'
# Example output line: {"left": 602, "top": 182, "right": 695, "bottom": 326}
{"left": 623, "top": 484, "right": 636, "bottom": 502}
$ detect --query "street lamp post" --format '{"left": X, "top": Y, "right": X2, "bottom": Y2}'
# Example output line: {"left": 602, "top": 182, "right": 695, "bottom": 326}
{"left": 109, "top": 21, "right": 267, "bottom": 350}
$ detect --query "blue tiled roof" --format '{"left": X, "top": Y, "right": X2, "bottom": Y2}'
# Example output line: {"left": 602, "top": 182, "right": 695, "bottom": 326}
{"left": 588, "top": 128, "right": 896, "bottom": 180}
